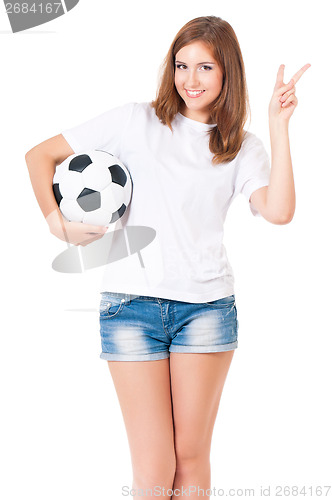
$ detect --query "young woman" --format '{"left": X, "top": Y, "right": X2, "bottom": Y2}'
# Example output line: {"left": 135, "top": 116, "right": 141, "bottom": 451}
{"left": 25, "top": 16, "right": 310, "bottom": 499}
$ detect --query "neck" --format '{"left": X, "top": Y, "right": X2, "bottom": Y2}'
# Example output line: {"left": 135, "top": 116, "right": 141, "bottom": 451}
{"left": 179, "top": 103, "right": 212, "bottom": 124}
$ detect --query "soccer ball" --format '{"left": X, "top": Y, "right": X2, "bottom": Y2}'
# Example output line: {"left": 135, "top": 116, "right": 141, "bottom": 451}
{"left": 52, "top": 150, "right": 132, "bottom": 226}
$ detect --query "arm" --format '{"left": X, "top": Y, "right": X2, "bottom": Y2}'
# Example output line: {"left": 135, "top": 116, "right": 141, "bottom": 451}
{"left": 250, "top": 63, "right": 311, "bottom": 224}
{"left": 250, "top": 121, "right": 294, "bottom": 225}
{"left": 25, "top": 134, "right": 108, "bottom": 246}
{"left": 266, "top": 119, "right": 294, "bottom": 223}
{"left": 25, "top": 134, "right": 74, "bottom": 220}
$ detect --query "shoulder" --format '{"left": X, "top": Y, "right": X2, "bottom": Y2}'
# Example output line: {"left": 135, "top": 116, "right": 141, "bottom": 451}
{"left": 231, "top": 131, "right": 270, "bottom": 179}
{"left": 98, "top": 102, "right": 157, "bottom": 129}
{"left": 131, "top": 101, "right": 158, "bottom": 120}
{"left": 236, "top": 130, "right": 269, "bottom": 164}
{"left": 123, "top": 102, "right": 165, "bottom": 131}
{"left": 241, "top": 130, "right": 265, "bottom": 152}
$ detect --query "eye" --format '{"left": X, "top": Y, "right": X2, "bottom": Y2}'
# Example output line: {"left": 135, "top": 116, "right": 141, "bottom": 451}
{"left": 200, "top": 65, "right": 213, "bottom": 71}
{"left": 175, "top": 64, "right": 187, "bottom": 70}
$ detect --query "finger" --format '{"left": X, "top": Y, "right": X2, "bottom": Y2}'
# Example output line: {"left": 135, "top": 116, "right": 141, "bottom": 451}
{"left": 83, "top": 224, "right": 108, "bottom": 234}
{"left": 276, "top": 78, "right": 295, "bottom": 97}
{"left": 276, "top": 64, "right": 285, "bottom": 84}
{"left": 291, "top": 63, "right": 311, "bottom": 84}
{"left": 280, "top": 86, "right": 296, "bottom": 102}
{"left": 69, "top": 221, "right": 108, "bottom": 234}
{"left": 274, "top": 64, "right": 285, "bottom": 90}
{"left": 80, "top": 234, "right": 105, "bottom": 247}
{"left": 281, "top": 94, "right": 298, "bottom": 108}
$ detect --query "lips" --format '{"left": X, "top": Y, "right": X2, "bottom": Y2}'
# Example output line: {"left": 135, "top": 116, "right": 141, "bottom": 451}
{"left": 185, "top": 89, "right": 205, "bottom": 98}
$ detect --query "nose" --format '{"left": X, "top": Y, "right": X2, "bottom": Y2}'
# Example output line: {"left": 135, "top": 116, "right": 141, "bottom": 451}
{"left": 186, "top": 69, "right": 200, "bottom": 89}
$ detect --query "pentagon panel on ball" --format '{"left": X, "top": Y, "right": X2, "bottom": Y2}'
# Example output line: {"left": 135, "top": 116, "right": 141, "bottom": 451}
{"left": 52, "top": 150, "right": 133, "bottom": 226}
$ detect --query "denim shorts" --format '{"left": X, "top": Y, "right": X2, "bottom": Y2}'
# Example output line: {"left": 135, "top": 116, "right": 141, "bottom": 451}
{"left": 99, "top": 292, "right": 239, "bottom": 361}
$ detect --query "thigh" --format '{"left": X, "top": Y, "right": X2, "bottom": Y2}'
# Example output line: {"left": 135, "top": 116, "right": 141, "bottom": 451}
{"left": 169, "top": 351, "right": 235, "bottom": 461}
{"left": 99, "top": 293, "right": 171, "bottom": 361}
{"left": 107, "top": 358, "right": 176, "bottom": 472}
{"left": 169, "top": 295, "right": 238, "bottom": 354}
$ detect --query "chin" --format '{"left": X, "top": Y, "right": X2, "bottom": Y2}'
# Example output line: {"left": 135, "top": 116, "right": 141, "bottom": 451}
{"left": 183, "top": 98, "right": 204, "bottom": 108}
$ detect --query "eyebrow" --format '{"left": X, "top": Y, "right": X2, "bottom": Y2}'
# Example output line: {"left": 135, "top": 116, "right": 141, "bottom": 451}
{"left": 175, "top": 60, "right": 216, "bottom": 65}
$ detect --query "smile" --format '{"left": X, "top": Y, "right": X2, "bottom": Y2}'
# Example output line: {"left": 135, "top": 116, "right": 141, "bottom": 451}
{"left": 185, "top": 89, "right": 205, "bottom": 98}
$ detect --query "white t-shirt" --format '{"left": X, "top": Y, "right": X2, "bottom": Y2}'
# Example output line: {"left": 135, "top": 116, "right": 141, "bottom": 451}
{"left": 62, "top": 101, "right": 270, "bottom": 303}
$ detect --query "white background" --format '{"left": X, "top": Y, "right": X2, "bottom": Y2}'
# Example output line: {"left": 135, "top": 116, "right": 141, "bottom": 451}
{"left": 1, "top": 0, "right": 331, "bottom": 498}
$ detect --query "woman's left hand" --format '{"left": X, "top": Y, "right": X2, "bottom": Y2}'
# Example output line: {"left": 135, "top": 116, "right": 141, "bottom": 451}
{"left": 269, "top": 63, "right": 311, "bottom": 123}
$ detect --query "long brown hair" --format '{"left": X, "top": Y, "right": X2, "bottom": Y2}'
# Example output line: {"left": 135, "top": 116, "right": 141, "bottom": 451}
{"left": 151, "top": 16, "right": 250, "bottom": 165}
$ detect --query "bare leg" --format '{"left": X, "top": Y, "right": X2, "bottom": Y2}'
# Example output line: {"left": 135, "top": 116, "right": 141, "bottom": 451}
{"left": 169, "top": 351, "right": 235, "bottom": 499}
{"left": 107, "top": 358, "right": 176, "bottom": 498}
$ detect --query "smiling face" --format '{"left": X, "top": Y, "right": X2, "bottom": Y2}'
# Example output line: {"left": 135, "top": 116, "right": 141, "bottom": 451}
{"left": 174, "top": 40, "right": 223, "bottom": 124}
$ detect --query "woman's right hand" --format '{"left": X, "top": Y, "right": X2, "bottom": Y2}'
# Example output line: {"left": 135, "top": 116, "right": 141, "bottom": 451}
{"left": 46, "top": 209, "right": 108, "bottom": 247}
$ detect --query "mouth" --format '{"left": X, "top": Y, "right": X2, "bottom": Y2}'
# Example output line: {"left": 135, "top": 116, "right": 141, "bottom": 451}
{"left": 185, "top": 89, "right": 205, "bottom": 98}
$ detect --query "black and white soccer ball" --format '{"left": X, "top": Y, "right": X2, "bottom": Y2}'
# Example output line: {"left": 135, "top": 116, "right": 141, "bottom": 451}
{"left": 52, "top": 150, "right": 132, "bottom": 226}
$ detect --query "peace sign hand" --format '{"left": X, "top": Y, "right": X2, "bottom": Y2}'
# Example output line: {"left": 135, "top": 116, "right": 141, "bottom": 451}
{"left": 268, "top": 63, "right": 311, "bottom": 123}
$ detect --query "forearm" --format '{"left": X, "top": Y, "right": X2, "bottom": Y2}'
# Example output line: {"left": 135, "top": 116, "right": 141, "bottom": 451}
{"left": 25, "top": 149, "right": 61, "bottom": 222}
{"left": 25, "top": 137, "right": 106, "bottom": 246}
{"left": 266, "top": 119, "right": 296, "bottom": 222}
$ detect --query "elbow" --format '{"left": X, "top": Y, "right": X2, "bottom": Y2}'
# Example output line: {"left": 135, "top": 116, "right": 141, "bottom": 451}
{"left": 25, "top": 146, "right": 41, "bottom": 169}
{"left": 271, "top": 210, "right": 295, "bottom": 225}
{"left": 25, "top": 150, "right": 32, "bottom": 170}
{"left": 25, "top": 148, "right": 35, "bottom": 165}
{"left": 25, "top": 145, "right": 36, "bottom": 159}
{"left": 264, "top": 200, "right": 296, "bottom": 225}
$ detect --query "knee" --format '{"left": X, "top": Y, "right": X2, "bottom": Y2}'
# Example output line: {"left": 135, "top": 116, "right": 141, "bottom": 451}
{"left": 175, "top": 441, "right": 210, "bottom": 474}
{"left": 133, "top": 453, "right": 176, "bottom": 489}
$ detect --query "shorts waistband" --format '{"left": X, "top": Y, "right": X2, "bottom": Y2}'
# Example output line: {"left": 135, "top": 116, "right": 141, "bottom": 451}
{"left": 100, "top": 292, "right": 183, "bottom": 304}
{"left": 101, "top": 291, "right": 162, "bottom": 301}
{"left": 100, "top": 292, "right": 235, "bottom": 306}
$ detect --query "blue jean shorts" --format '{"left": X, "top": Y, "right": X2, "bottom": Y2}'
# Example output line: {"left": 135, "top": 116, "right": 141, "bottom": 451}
{"left": 99, "top": 292, "right": 239, "bottom": 361}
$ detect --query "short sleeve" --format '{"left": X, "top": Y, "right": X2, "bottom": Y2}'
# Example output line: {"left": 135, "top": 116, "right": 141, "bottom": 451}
{"left": 234, "top": 133, "right": 271, "bottom": 217}
{"left": 61, "top": 102, "right": 136, "bottom": 156}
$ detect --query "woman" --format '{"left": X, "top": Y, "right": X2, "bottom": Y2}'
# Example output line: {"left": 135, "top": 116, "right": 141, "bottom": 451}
{"left": 25, "top": 15, "right": 310, "bottom": 499}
